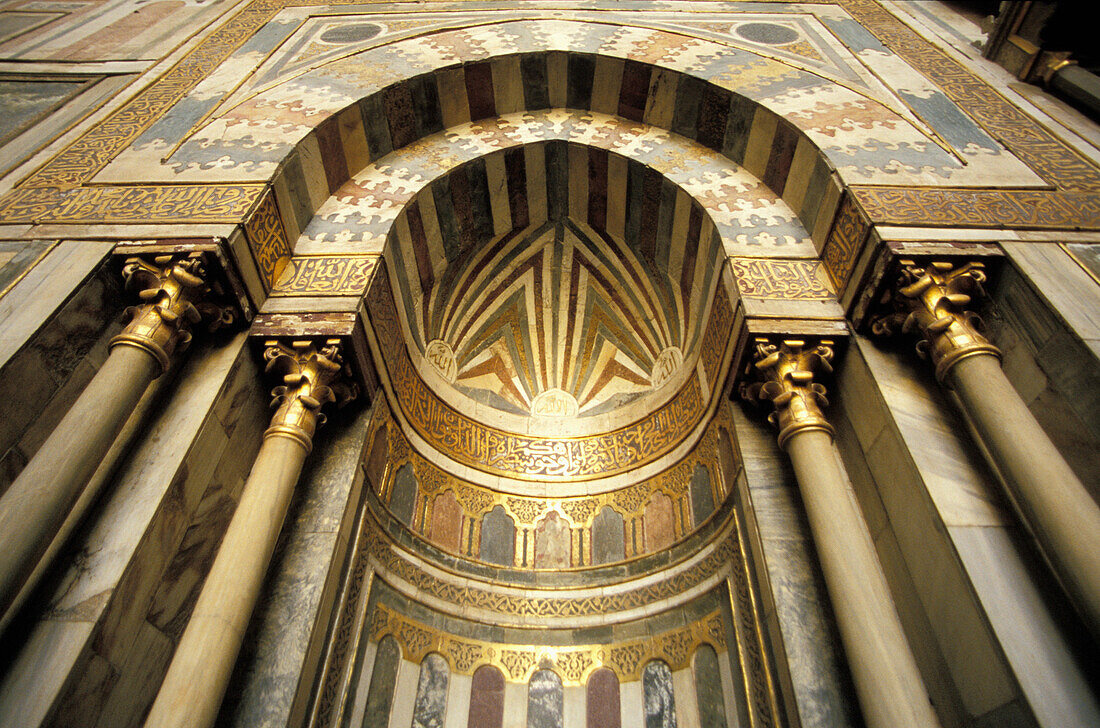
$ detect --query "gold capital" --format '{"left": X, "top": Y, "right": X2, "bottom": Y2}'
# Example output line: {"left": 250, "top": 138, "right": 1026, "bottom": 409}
{"left": 741, "top": 338, "right": 835, "bottom": 449}
{"left": 871, "top": 260, "right": 1000, "bottom": 382}
{"left": 263, "top": 339, "right": 358, "bottom": 453}
{"left": 110, "top": 253, "right": 234, "bottom": 373}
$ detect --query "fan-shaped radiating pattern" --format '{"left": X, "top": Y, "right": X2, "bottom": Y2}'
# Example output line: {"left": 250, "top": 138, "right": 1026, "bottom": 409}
{"left": 387, "top": 141, "right": 723, "bottom": 419}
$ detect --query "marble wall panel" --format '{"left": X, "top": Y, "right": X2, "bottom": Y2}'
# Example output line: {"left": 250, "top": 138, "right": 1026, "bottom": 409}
{"left": 389, "top": 463, "right": 418, "bottom": 526}
{"left": 363, "top": 635, "right": 401, "bottom": 727}
{"left": 480, "top": 505, "right": 516, "bottom": 567}
{"left": 469, "top": 666, "right": 505, "bottom": 728}
{"left": 989, "top": 246, "right": 1100, "bottom": 492}
{"left": 429, "top": 491, "right": 463, "bottom": 555}
{"left": 527, "top": 670, "right": 564, "bottom": 728}
{"left": 412, "top": 653, "right": 450, "bottom": 728}
{"left": 587, "top": 668, "right": 622, "bottom": 728}
{"left": 0, "top": 242, "right": 117, "bottom": 492}
{"left": 644, "top": 493, "right": 675, "bottom": 552}
{"left": 688, "top": 465, "right": 714, "bottom": 528}
{"left": 219, "top": 402, "right": 374, "bottom": 728}
{"left": 642, "top": 661, "right": 677, "bottom": 728}
{"left": 728, "top": 405, "right": 860, "bottom": 728}
{"left": 0, "top": 334, "right": 264, "bottom": 728}
{"left": 692, "top": 646, "right": 728, "bottom": 728}
{"left": 533, "top": 511, "right": 571, "bottom": 569}
{"left": 592, "top": 506, "right": 626, "bottom": 566}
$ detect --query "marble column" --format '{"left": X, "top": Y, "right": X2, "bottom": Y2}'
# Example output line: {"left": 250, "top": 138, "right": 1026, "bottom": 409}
{"left": 144, "top": 338, "right": 356, "bottom": 728}
{"left": 742, "top": 338, "right": 942, "bottom": 728}
{"left": 0, "top": 253, "right": 232, "bottom": 634}
{"left": 872, "top": 258, "right": 1100, "bottom": 640}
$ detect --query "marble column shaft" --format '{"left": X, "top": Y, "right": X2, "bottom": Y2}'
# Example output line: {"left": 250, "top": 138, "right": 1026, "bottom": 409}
{"left": 145, "top": 339, "right": 354, "bottom": 728}
{"left": 0, "top": 254, "right": 227, "bottom": 634}
{"left": 744, "top": 339, "right": 942, "bottom": 728}
{"left": 949, "top": 354, "right": 1100, "bottom": 637}
{"left": 875, "top": 259, "right": 1100, "bottom": 639}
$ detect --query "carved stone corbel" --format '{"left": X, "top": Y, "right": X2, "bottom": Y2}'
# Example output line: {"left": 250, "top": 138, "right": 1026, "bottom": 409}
{"left": 869, "top": 259, "right": 999, "bottom": 382}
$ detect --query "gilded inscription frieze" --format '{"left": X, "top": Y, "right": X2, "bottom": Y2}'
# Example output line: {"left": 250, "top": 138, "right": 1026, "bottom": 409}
{"left": 243, "top": 190, "right": 292, "bottom": 290}
{"left": 701, "top": 280, "right": 734, "bottom": 388}
{"left": 820, "top": 193, "right": 870, "bottom": 292}
{"left": 0, "top": 184, "right": 262, "bottom": 224}
{"left": 366, "top": 263, "right": 708, "bottom": 481}
{"left": 850, "top": 187, "right": 1100, "bottom": 230}
{"left": 369, "top": 602, "right": 727, "bottom": 685}
{"left": 368, "top": 399, "right": 736, "bottom": 565}
{"left": 270, "top": 255, "right": 378, "bottom": 296}
{"left": 730, "top": 258, "right": 834, "bottom": 300}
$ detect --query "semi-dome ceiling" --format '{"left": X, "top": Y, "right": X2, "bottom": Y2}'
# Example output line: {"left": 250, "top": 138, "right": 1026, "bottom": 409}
{"left": 384, "top": 141, "right": 724, "bottom": 431}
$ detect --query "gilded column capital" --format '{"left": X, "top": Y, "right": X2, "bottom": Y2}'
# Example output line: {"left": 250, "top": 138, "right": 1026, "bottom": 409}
{"left": 870, "top": 259, "right": 1000, "bottom": 382}
{"left": 740, "top": 338, "right": 835, "bottom": 449}
{"left": 110, "top": 253, "right": 235, "bottom": 373}
{"left": 263, "top": 339, "right": 358, "bottom": 453}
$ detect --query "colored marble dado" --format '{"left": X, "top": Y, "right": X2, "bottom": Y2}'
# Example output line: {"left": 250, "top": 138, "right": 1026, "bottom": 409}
{"left": 366, "top": 400, "right": 738, "bottom": 568}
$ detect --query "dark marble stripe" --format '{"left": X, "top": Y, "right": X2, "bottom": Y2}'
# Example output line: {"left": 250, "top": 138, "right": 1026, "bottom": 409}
{"left": 697, "top": 86, "right": 731, "bottom": 151}
{"left": 618, "top": 60, "right": 652, "bottom": 122}
{"left": 404, "top": 200, "right": 434, "bottom": 296}
{"left": 799, "top": 157, "right": 832, "bottom": 232}
{"left": 465, "top": 157, "right": 494, "bottom": 245}
{"left": 409, "top": 74, "right": 443, "bottom": 139}
{"left": 654, "top": 179, "right": 677, "bottom": 272}
{"left": 504, "top": 146, "right": 529, "bottom": 228}
{"left": 587, "top": 146, "right": 608, "bottom": 230}
{"left": 430, "top": 180, "right": 462, "bottom": 261}
{"left": 671, "top": 74, "right": 704, "bottom": 140}
{"left": 279, "top": 152, "right": 314, "bottom": 232}
{"left": 448, "top": 162, "right": 476, "bottom": 252}
{"left": 623, "top": 159, "right": 645, "bottom": 252}
{"left": 545, "top": 140, "right": 567, "bottom": 222}
{"left": 521, "top": 54, "right": 550, "bottom": 111}
{"left": 359, "top": 94, "right": 393, "bottom": 160}
{"left": 383, "top": 82, "right": 417, "bottom": 150}
{"left": 314, "top": 118, "right": 348, "bottom": 195}
{"left": 465, "top": 62, "right": 496, "bottom": 120}
{"left": 722, "top": 94, "right": 756, "bottom": 165}
{"left": 567, "top": 53, "right": 596, "bottom": 110}
{"left": 763, "top": 119, "right": 799, "bottom": 196}
{"left": 637, "top": 166, "right": 663, "bottom": 264}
